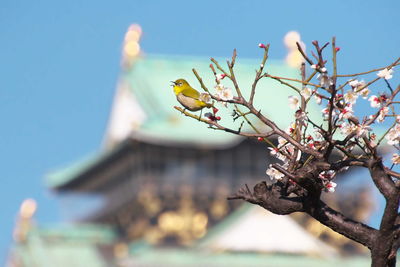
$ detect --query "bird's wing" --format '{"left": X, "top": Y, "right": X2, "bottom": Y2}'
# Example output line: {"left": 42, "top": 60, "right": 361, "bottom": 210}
{"left": 181, "top": 88, "right": 200, "bottom": 99}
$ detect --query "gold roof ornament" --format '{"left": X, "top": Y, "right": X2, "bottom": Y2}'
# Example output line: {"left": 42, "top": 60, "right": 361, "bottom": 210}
{"left": 284, "top": 31, "right": 305, "bottom": 68}
{"left": 121, "top": 24, "right": 142, "bottom": 69}
{"left": 13, "top": 199, "right": 37, "bottom": 243}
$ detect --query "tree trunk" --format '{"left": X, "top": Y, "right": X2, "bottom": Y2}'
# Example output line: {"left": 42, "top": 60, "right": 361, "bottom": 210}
{"left": 371, "top": 247, "right": 396, "bottom": 267}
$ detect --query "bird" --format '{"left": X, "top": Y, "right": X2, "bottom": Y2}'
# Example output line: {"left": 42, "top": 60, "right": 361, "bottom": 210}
{"left": 171, "top": 79, "right": 213, "bottom": 114}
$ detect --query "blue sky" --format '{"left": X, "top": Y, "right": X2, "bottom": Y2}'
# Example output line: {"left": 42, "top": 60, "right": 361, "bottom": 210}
{"left": 1, "top": 0, "right": 400, "bottom": 262}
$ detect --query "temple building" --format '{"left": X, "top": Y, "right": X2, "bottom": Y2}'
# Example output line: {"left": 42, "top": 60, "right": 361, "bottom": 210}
{"left": 7, "top": 26, "right": 372, "bottom": 266}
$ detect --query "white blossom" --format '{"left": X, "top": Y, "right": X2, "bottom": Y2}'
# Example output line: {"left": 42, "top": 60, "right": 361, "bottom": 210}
{"left": 377, "top": 107, "right": 389, "bottom": 123}
{"left": 295, "top": 109, "right": 307, "bottom": 122}
{"left": 339, "top": 105, "right": 354, "bottom": 120}
{"left": 313, "top": 128, "right": 323, "bottom": 140}
{"left": 349, "top": 79, "right": 360, "bottom": 88}
{"left": 321, "top": 107, "right": 330, "bottom": 120}
{"left": 386, "top": 124, "right": 400, "bottom": 145}
{"left": 277, "top": 136, "right": 296, "bottom": 159}
{"left": 266, "top": 165, "right": 284, "bottom": 180}
{"left": 349, "top": 80, "right": 370, "bottom": 98}
{"left": 392, "top": 153, "right": 400, "bottom": 165}
{"left": 215, "top": 84, "right": 233, "bottom": 101}
{"left": 355, "top": 124, "right": 371, "bottom": 138}
{"left": 268, "top": 147, "right": 287, "bottom": 162}
{"left": 300, "top": 87, "right": 312, "bottom": 100}
{"left": 314, "top": 94, "right": 322, "bottom": 105}
{"left": 368, "top": 95, "right": 384, "bottom": 108}
{"left": 344, "top": 90, "right": 358, "bottom": 104}
{"left": 340, "top": 122, "right": 356, "bottom": 136}
{"left": 377, "top": 68, "right": 394, "bottom": 80}
{"left": 285, "top": 122, "right": 296, "bottom": 135}
{"left": 317, "top": 73, "right": 333, "bottom": 88}
{"left": 288, "top": 96, "right": 300, "bottom": 109}
{"left": 359, "top": 88, "right": 370, "bottom": 99}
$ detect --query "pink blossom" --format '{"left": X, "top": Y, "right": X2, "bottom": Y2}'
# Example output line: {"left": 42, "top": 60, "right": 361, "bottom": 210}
{"left": 325, "top": 181, "right": 337, "bottom": 193}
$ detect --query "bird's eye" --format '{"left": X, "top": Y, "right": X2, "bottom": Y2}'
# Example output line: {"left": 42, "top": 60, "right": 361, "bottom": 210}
{"left": 178, "top": 82, "right": 183, "bottom": 86}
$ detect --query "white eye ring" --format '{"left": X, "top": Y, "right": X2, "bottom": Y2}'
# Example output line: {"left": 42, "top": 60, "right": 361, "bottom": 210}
{"left": 178, "top": 82, "right": 183, "bottom": 86}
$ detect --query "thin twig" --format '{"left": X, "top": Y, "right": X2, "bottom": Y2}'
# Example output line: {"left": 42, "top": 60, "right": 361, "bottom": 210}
{"left": 336, "top": 57, "right": 400, "bottom": 77}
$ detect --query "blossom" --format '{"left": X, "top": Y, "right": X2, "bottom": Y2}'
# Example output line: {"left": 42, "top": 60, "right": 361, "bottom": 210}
{"left": 359, "top": 88, "right": 370, "bottom": 99}
{"left": 325, "top": 181, "right": 337, "bottom": 193}
{"left": 319, "top": 170, "right": 336, "bottom": 180}
{"left": 268, "top": 147, "right": 287, "bottom": 162}
{"left": 317, "top": 73, "right": 333, "bottom": 88}
{"left": 369, "top": 95, "right": 380, "bottom": 108}
{"left": 220, "top": 88, "right": 233, "bottom": 100}
{"left": 349, "top": 79, "right": 361, "bottom": 88}
{"left": 313, "top": 128, "right": 323, "bottom": 140}
{"left": 285, "top": 123, "right": 297, "bottom": 135}
{"left": 258, "top": 43, "right": 266, "bottom": 49}
{"left": 344, "top": 90, "right": 358, "bottom": 104}
{"left": 386, "top": 124, "right": 400, "bottom": 145}
{"left": 288, "top": 96, "right": 300, "bottom": 109}
{"left": 321, "top": 107, "right": 330, "bottom": 120}
{"left": 216, "top": 73, "right": 226, "bottom": 81}
{"left": 300, "top": 87, "right": 312, "bottom": 100}
{"left": 314, "top": 94, "right": 322, "bottom": 105}
{"left": 295, "top": 109, "right": 307, "bottom": 122}
{"left": 277, "top": 136, "right": 296, "bottom": 158}
{"left": 369, "top": 93, "right": 388, "bottom": 108}
{"left": 339, "top": 104, "right": 354, "bottom": 120}
{"left": 340, "top": 122, "right": 356, "bottom": 136}
{"left": 266, "top": 165, "right": 284, "bottom": 180}
{"left": 215, "top": 84, "right": 233, "bottom": 101}
{"left": 349, "top": 80, "right": 370, "bottom": 98}
{"left": 377, "top": 107, "right": 389, "bottom": 123}
{"left": 392, "top": 153, "right": 400, "bottom": 165}
{"left": 355, "top": 124, "right": 371, "bottom": 138}
{"left": 377, "top": 68, "right": 394, "bottom": 80}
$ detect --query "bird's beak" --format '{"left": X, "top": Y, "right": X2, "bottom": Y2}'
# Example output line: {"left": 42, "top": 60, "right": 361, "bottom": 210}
{"left": 170, "top": 81, "right": 177, "bottom": 86}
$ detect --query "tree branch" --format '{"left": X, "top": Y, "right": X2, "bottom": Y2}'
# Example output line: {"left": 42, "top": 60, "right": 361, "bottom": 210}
{"left": 229, "top": 181, "right": 378, "bottom": 249}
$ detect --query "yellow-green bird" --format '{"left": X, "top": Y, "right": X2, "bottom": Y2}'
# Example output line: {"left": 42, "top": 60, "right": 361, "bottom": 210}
{"left": 172, "top": 79, "right": 213, "bottom": 112}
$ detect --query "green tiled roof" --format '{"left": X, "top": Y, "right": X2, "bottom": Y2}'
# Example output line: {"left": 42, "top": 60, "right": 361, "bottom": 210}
{"left": 128, "top": 247, "right": 370, "bottom": 267}
{"left": 125, "top": 54, "right": 321, "bottom": 145}
{"left": 46, "top": 54, "right": 323, "bottom": 189}
{"left": 9, "top": 224, "right": 116, "bottom": 267}
{"left": 9, "top": 223, "right": 371, "bottom": 267}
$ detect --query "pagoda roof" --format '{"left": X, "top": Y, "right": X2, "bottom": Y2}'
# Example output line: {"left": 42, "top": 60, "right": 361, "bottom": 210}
{"left": 47, "top": 53, "right": 323, "bottom": 189}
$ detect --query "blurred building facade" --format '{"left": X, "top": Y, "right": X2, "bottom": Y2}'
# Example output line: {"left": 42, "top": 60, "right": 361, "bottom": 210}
{"left": 8, "top": 27, "right": 372, "bottom": 266}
